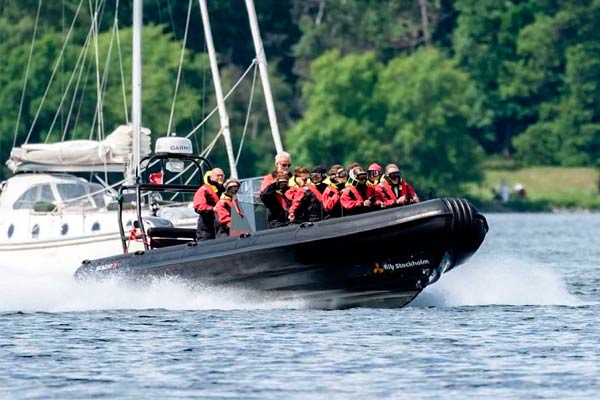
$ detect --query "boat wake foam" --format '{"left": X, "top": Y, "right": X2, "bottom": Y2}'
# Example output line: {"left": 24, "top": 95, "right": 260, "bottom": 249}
{"left": 1, "top": 255, "right": 583, "bottom": 311}
{"left": 410, "top": 256, "right": 582, "bottom": 307}
{"left": 0, "top": 264, "right": 306, "bottom": 313}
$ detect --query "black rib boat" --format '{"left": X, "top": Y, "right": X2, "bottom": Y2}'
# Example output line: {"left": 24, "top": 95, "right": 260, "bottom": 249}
{"left": 74, "top": 153, "right": 488, "bottom": 309}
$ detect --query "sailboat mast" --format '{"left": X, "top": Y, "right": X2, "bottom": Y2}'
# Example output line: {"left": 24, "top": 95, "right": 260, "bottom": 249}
{"left": 129, "top": 0, "right": 143, "bottom": 184}
{"left": 244, "top": 0, "right": 284, "bottom": 154}
{"left": 198, "top": 0, "right": 238, "bottom": 179}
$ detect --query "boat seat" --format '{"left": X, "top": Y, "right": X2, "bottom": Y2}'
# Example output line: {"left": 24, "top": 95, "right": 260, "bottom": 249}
{"left": 146, "top": 227, "right": 196, "bottom": 249}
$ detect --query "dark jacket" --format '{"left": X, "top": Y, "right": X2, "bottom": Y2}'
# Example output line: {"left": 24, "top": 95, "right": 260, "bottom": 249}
{"left": 260, "top": 182, "right": 291, "bottom": 228}
{"left": 289, "top": 184, "right": 324, "bottom": 223}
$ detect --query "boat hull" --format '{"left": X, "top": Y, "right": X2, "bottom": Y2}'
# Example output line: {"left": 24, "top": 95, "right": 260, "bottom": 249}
{"left": 75, "top": 198, "right": 488, "bottom": 308}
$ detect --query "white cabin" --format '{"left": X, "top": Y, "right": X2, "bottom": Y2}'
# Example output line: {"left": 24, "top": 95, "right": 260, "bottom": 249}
{"left": 0, "top": 173, "right": 119, "bottom": 243}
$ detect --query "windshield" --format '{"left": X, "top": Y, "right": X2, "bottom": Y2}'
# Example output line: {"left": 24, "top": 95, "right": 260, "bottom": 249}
{"left": 89, "top": 183, "right": 107, "bottom": 208}
{"left": 56, "top": 183, "right": 94, "bottom": 208}
{"left": 13, "top": 184, "right": 56, "bottom": 210}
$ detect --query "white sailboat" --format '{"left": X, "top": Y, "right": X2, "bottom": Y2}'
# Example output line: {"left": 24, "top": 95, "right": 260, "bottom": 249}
{"left": 1, "top": 124, "right": 153, "bottom": 262}
{"left": 0, "top": 0, "right": 284, "bottom": 270}
{"left": 0, "top": 1, "right": 152, "bottom": 269}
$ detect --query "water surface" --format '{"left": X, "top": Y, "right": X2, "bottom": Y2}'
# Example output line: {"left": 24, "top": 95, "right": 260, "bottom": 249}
{"left": 1, "top": 213, "right": 599, "bottom": 399}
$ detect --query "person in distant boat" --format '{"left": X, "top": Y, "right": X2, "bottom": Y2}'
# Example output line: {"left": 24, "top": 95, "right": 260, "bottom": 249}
{"left": 378, "top": 164, "right": 419, "bottom": 207}
{"left": 322, "top": 164, "right": 348, "bottom": 219}
{"left": 367, "top": 163, "right": 383, "bottom": 187}
{"left": 288, "top": 166, "right": 325, "bottom": 223}
{"left": 260, "top": 172, "right": 291, "bottom": 228}
{"left": 193, "top": 167, "right": 225, "bottom": 241}
{"left": 309, "top": 165, "right": 328, "bottom": 194}
{"left": 215, "top": 178, "right": 244, "bottom": 238}
{"left": 340, "top": 166, "right": 381, "bottom": 215}
{"left": 260, "top": 151, "right": 292, "bottom": 193}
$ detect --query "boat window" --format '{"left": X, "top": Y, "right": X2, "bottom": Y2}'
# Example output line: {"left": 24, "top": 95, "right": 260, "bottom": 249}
{"left": 56, "top": 183, "right": 93, "bottom": 207}
{"left": 14, "top": 186, "right": 39, "bottom": 209}
{"left": 89, "top": 183, "right": 107, "bottom": 208}
{"left": 92, "top": 222, "right": 101, "bottom": 232}
{"left": 40, "top": 185, "right": 55, "bottom": 203}
{"left": 7, "top": 224, "right": 14, "bottom": 238}
{"left": 31, "top": 224, "right": 40, "bottom": 238}
{"left": 61, "top": 223, "right": 69, "bottom": 235}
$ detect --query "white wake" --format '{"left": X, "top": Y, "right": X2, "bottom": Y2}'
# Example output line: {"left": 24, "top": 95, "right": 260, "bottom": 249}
{"left": 0, "top": 263, "right": 305, "bottom": 313}
{"left": 411, "top": 256, "right": 581, "bottom": 307}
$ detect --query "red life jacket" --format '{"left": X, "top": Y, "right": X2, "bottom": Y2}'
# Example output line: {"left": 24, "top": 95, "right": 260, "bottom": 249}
{"left": 193, "top": 183, "right": 220, "bottom": 212}
{"left": 260, "top": 172, "right": 276, "bottom": 193}
{"left": 340, "top": 184, "right": 377, "bottom": 214}
{"left": 215, "top": 194, "right": 244, "bottom": 228}
{"left": 289, "top": 184, "right": 323, "bottom": 221}
{"left": 378, "top": 179, "right": 417, "bottom": 206}
{"left": 285, "top": 186, "right": 301, "bottom": 202}
{"left": 322, "top": 184, "right": 341, "bottom": 213}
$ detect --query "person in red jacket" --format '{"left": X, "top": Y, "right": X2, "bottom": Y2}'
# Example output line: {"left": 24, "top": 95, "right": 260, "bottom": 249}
{"left": 378, "top": 163, "right": 420, "bottom": 207}
{"left": 193, "top": 167, "right": 225, "bottom": 241}
{"left": 309, "top": 165, "right": 328, "bottom": 194}
{"left": 367, "top": 163, "right": 383, "bottom": 187}
{"left": 285, "top": 166, "right": 309, "bottom": 203}
{"left": 260, "top": 151, "right": 292, "bottom": 193}
{"left": 322, "top": 164, "right": 347, "bottom": 218}
{"left": 260, "top": 172, "right": 291, "bottom": 228}
{"left": 340, "top": 166, "right": 381, "bottom": 215}
{"left": 215, "top": 179, "right": 244, "bottom": 237}
{"left": 288, "top": 166, "right": 325, "bottom": 223}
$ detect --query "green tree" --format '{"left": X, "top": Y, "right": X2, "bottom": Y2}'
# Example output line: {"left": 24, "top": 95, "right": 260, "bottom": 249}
{"left": 0, "top": 25, "right": 213, "bottom": 178}
{"left": 453, "top": 0, "right": 537, "bottom": 154}
{"left": 514, "top": 43, "right": 600, "bottom": 165}
{"left": 292, "top": 0, "right": 447, "bottom": 79}
{"left": 288, "top": 49, "right": 483, "bottom": 195}
{"left": 508, "top": 1, "right": 600, "bottom": 166}
{"left": 378, "top": 48, "right": 483, "bottom": 194}
{"left": 287, "top": 50, "right": 385, "bottom": 168}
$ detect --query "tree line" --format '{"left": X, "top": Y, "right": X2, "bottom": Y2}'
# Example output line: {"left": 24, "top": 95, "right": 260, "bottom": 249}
{"left": 0, "top": 0, "right": 598, "bottom": 195}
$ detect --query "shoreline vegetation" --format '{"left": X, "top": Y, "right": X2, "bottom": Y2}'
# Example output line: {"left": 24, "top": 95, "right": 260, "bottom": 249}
{"left": 464, "top": 160, "right": 600, "bottom": 212}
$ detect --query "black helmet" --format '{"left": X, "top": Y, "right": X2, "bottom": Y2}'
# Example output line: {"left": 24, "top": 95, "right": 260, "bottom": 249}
{"left": 310, "top": 165, "right": 327, "bottom": 182}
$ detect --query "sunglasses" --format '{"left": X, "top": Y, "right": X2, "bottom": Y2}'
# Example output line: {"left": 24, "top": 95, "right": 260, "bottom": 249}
{"left": 279, "top": 163, "right": 291, "bottom": 167}
{"left": 367, "top": 170, "right": 381, "bottom": 177}
{"left": 310, "top": 173, "right": 323, "bottom": 180}
{"left": 356, "top": 173, "right": 367, "bottom": 180}
{"left": 388, "top": 172, "right": 400, "bottom": 179}
{"left": 336, "top": 170, "right": 348, "bottom": 178}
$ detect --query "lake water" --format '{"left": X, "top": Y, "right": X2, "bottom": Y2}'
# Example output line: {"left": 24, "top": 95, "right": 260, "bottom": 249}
{"left": 1, "top": 213, "right": 599, "bottom": 399}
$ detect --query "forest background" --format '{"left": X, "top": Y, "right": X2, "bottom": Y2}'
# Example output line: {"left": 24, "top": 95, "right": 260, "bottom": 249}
{"left": 0, "top": 0, "right": 599, "bottom": 210}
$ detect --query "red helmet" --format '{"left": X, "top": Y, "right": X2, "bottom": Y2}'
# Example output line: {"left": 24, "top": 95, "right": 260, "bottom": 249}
{"left": 368, "top": 163, "right": 382, "bottom": 173}
{"left": 367, "top": 163, "right": 382, "bottom": 178}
